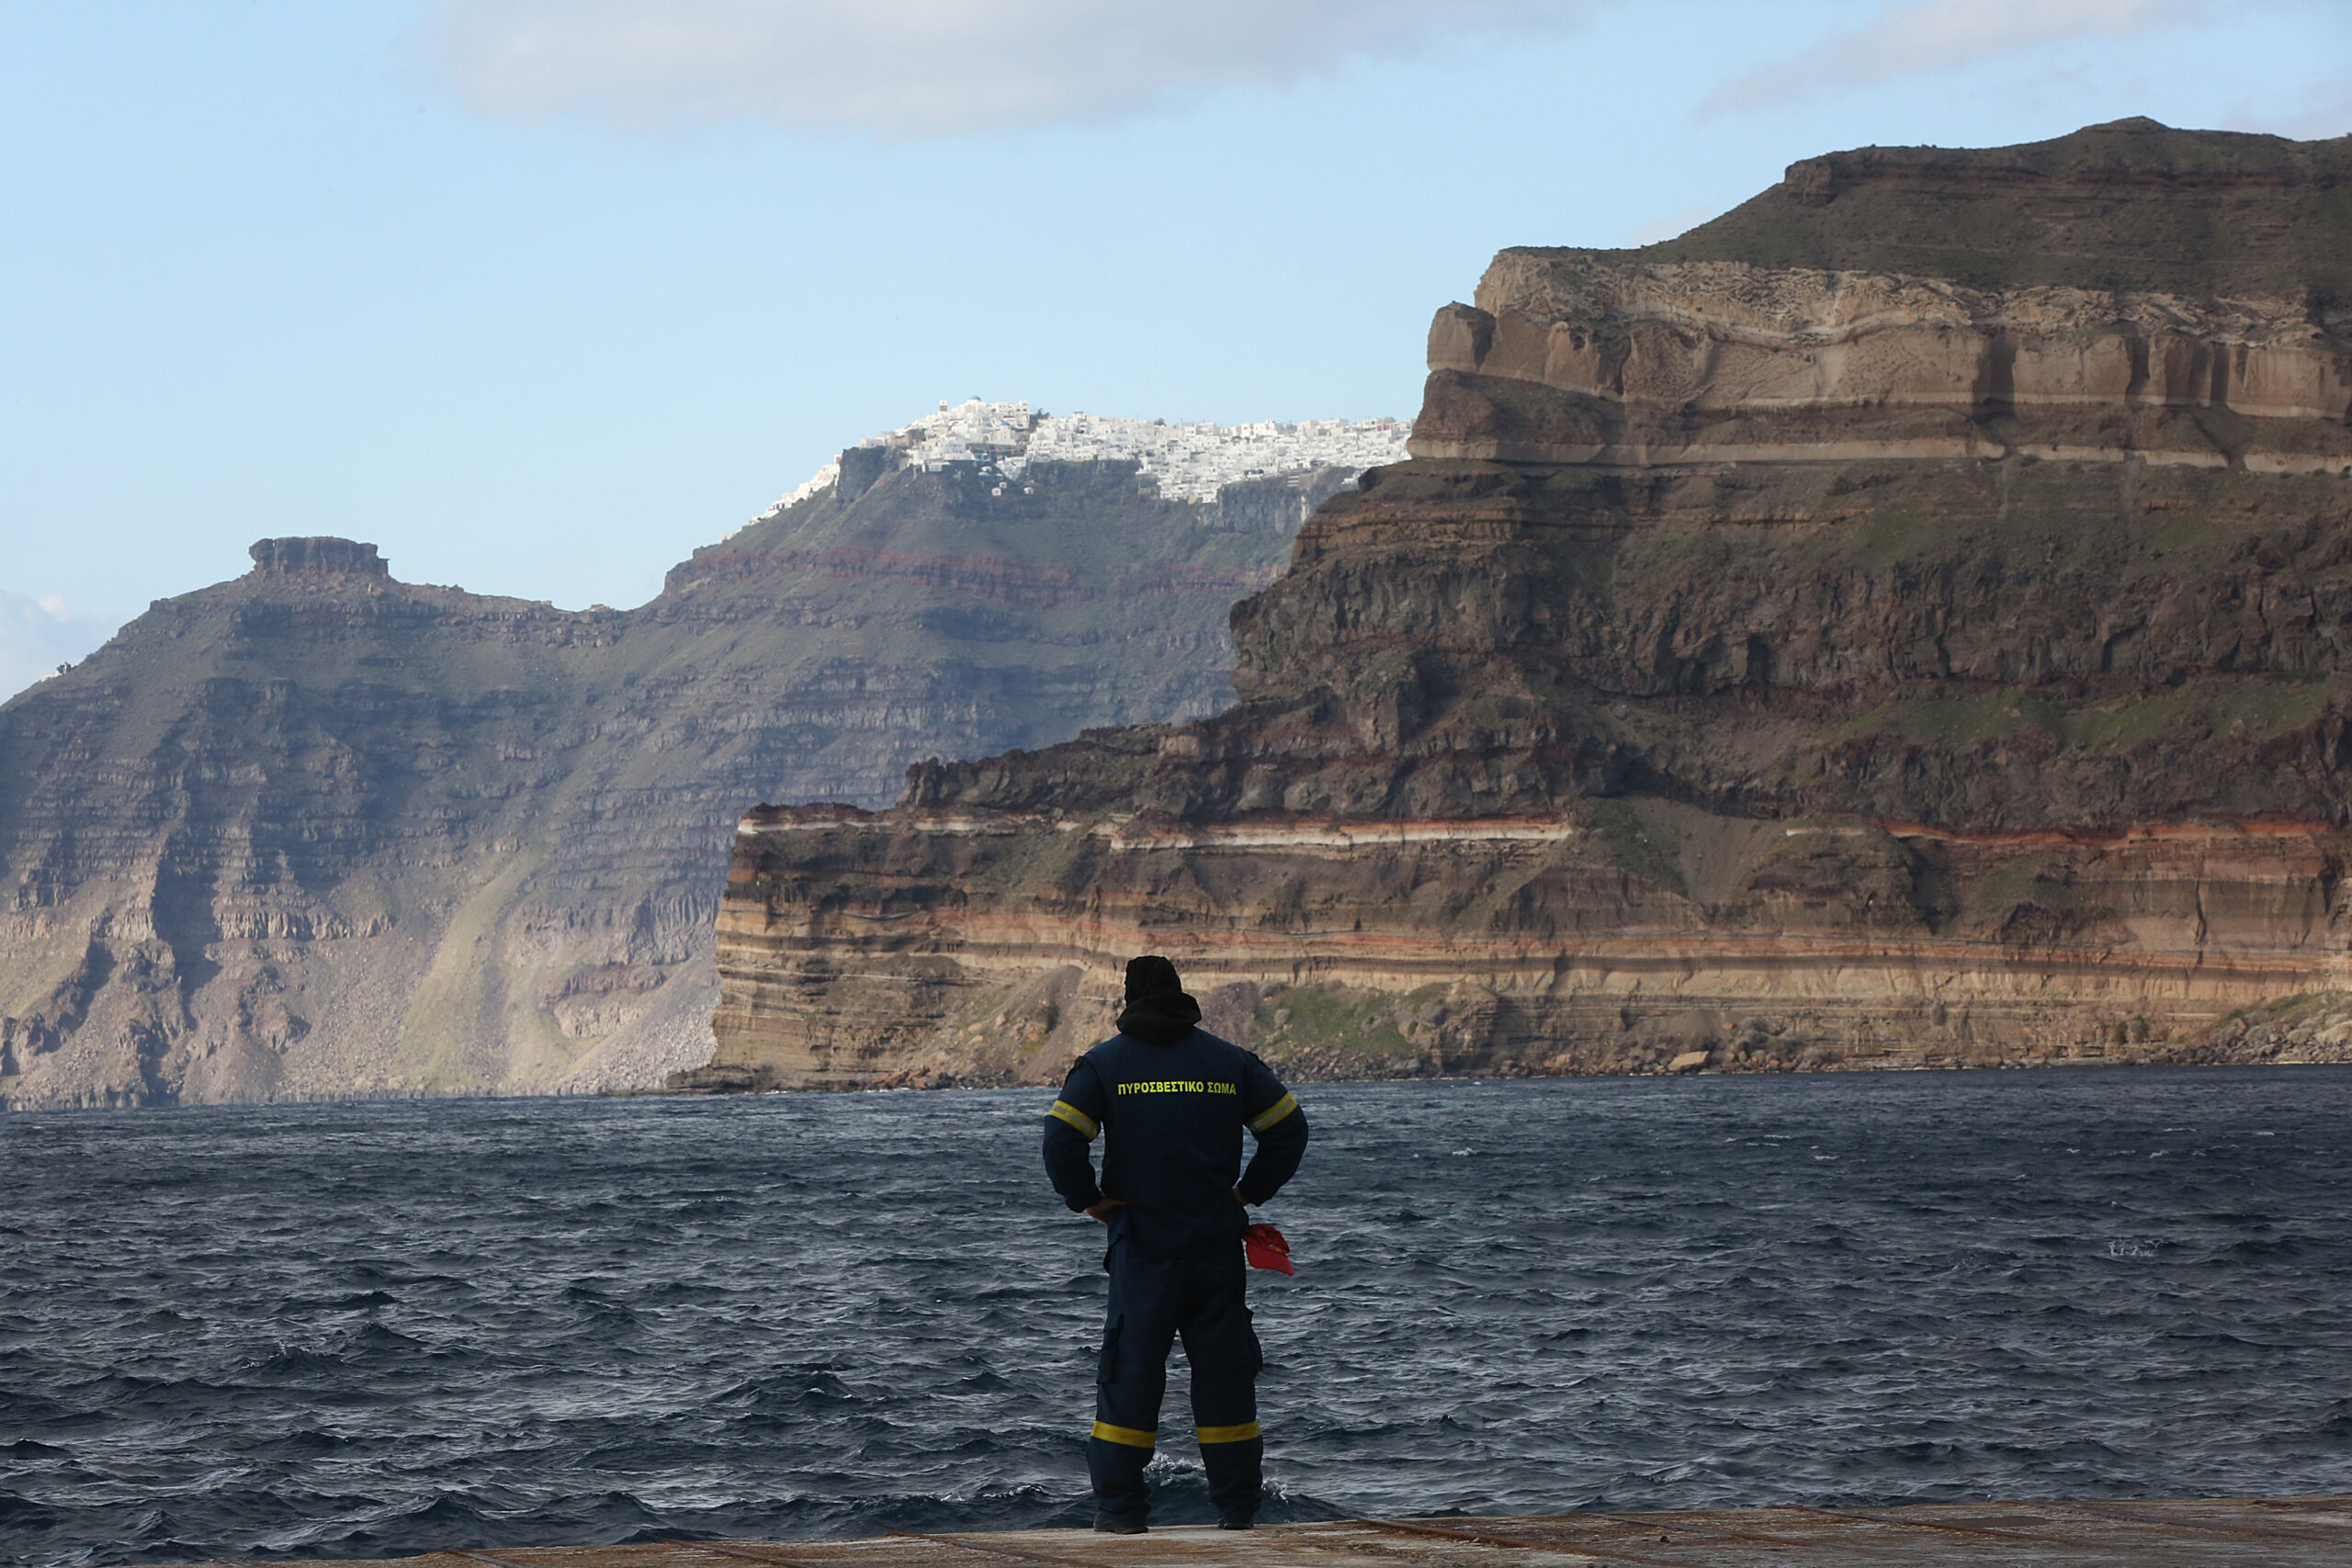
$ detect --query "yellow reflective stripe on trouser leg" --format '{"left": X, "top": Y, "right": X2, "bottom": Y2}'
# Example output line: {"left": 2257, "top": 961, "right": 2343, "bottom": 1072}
{"left": 1196, "top": 1421, "right": 1261, "bottom": 1444}
{"left": 1248, "top": 1092, "right": 1298, "bottom": 1134}
{"left": 1048, "top": 1100, "right": 1101, "bottom": 1139}
{"left": 1091, "top": 1421, "right": 1156, "bottom": 1448}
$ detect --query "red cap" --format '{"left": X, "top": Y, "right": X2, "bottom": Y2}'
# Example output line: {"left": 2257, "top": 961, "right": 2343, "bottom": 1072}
{"left": 1242, "top": 1223, "right": 1295, "bottom": 1275}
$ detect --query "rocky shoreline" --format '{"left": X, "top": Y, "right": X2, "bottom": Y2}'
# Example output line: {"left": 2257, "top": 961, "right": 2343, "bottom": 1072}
{"left": 664, "top": 996, "right": 2352, "bottom": 1095}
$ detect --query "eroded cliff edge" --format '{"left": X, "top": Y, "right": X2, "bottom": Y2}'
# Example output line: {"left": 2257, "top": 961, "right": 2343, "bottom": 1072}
{"left": 706, "top": 119, "right": 2352, "bottom": 1089}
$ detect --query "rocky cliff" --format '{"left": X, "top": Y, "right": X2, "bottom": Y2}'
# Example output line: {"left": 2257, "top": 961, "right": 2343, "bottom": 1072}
{"left": 705, "top": 119, "right": 2352, "bottom": 1089}
{"left": 0, "top": 424, "right": 1388, "bottom": 1110}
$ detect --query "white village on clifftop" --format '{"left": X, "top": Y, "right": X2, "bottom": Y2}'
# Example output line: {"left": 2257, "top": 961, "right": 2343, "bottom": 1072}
{"left": 767, "top": 398, "right": 1414, "bottom": 513}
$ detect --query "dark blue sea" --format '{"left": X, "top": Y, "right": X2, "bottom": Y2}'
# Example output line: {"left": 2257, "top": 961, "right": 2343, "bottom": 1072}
{"left": 4, "top": 1069, "right": 2349, "bottom": 1567}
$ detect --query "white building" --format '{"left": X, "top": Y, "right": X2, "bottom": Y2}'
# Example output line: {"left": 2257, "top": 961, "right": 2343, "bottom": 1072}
{"left": 762, "top": 399, "right": 1413, "bottom": 517}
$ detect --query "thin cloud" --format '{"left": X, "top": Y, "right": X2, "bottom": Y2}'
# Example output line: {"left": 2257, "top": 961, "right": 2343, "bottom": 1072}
{"left": 1699, "top": 0, "right": 2185, "bottom": 118}
{"left": 431, "top": 0, "right": 1597, "bottom": 137}
{"left": 0, "top": 592, "right": 120, "bottom": 704}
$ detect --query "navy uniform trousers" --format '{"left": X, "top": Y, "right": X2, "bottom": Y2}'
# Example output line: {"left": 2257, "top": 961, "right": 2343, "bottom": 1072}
{"left": 1088, "top": 1242, "right": 1262, "bottom": 1523}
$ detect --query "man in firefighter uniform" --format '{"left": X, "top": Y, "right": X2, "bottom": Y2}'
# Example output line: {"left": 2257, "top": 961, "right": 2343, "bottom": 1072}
{"left": 1042, "top": 955, "right": 1309, "bottom": 1533}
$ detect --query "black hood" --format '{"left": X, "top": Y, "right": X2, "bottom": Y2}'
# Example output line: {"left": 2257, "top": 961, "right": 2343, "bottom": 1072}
{"left": 1117, "top": 954, "right": 1202, "bottom": 1043}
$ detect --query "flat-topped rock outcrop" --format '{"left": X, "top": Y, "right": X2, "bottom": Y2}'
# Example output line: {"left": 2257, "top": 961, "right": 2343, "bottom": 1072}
{"left": 1643, "top": 118, "right": 2352, "bottom": 298}
{"left": 700, "top": 122, "right": 2352, "bottom": 1089}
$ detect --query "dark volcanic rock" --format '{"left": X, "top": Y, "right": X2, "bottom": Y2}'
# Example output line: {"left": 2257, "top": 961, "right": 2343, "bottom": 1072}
{"left": 248, "top": 537, "right": 391, "bottom": 579}
{"left": 704, "top": 123, "right": 2352, "bottom": 1091}
{"left": 1625, "top": 116, "right": 2352, "bottom": 298}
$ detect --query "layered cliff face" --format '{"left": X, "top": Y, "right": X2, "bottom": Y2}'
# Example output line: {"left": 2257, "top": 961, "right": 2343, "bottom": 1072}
{"left": 1419, "top": 118, "right": 2350, "bottom": 476}
{"left": 1419, "top": 265, "right": 2349, "bottom": 470}
{"left": 0, "top": 444, "right": 1374, "bottom": 1110}
{"left": 706, "top": 120, "right": 2352, "bottom": 1089}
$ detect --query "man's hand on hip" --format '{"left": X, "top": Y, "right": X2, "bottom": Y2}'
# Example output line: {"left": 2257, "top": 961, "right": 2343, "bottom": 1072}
{"left": 1085, "top": 1198, "right": 1129, "bottom": 1224}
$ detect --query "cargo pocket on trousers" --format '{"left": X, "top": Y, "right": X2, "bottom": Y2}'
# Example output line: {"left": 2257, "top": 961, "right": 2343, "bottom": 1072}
{"left": 1097, "top": 1318, "right": 1124, "bottom": 1385}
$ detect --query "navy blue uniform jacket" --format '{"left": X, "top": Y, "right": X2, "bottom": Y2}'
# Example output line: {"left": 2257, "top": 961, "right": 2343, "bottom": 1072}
{"left": 1042, "top": 1027, "right": 1308, "bottom": 1258}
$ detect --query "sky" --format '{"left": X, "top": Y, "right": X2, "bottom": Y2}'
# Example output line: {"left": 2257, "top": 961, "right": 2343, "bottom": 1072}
{"left": 2, "top": 0, "right": 2347, "bottom": 697}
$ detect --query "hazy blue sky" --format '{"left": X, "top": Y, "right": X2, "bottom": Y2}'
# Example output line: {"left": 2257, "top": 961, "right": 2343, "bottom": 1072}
{"left": 3, "top": 0, "right": 2347, "bottom": 695}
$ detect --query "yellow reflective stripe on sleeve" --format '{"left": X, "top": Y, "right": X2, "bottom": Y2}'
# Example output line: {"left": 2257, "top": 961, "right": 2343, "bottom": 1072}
{"left": 1091, "top": 1421, "right": 1157, "bottom": 1448}
{"left": 1196, "top": 1421, "right": 1261, "bottom": 1444}
{"left": 1048, "top": 1100, "right": 1101, "bottom": 1139}
{"left": 1247, "top": 1092, "right": 1298, "bottom": 1134}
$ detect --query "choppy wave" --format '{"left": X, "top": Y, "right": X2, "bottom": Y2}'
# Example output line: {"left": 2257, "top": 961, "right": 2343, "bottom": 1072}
{"left": 3, "top": 1068, "right": 2348, "bottom": 1566}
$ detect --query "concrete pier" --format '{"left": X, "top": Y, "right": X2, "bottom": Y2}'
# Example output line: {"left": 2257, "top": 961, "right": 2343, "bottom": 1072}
{"left": 186, "top": 1496, "right": 2349, "bottom": 1568}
